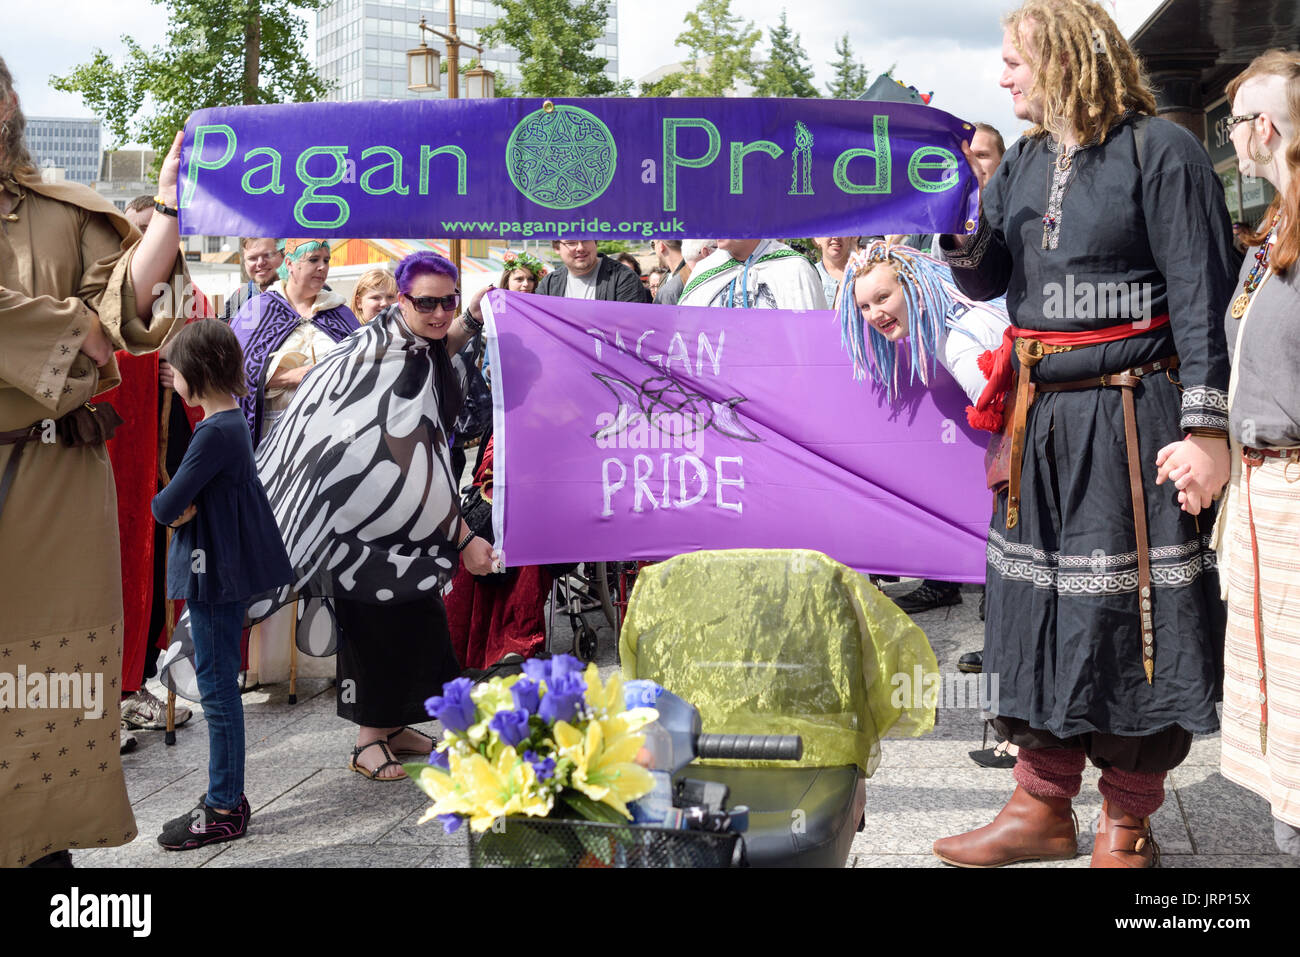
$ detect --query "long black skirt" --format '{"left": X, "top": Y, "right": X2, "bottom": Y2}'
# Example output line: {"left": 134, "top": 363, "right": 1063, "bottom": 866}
{"left": 983, "top": 345, "right": 1225, "bottom": 740}
{"left": 333, "top": 595, "right": 463, "bottom": 727}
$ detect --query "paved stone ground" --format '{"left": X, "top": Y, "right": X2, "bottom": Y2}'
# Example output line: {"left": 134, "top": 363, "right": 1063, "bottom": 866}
{"left": 76, "top": 581, "right": 1298, "bottom": 868}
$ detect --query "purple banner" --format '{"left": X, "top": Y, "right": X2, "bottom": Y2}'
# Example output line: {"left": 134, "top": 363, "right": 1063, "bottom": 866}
{"left": 177, "top": 98, "right": 979, "bottom": 240}
{"left": 484, "top": 291, "right": 991, "bottom": 581}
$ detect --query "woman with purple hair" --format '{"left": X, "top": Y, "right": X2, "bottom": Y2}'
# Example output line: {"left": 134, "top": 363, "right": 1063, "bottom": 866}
{"left": 169, "top": 250, "right": 499, "bottom": 780}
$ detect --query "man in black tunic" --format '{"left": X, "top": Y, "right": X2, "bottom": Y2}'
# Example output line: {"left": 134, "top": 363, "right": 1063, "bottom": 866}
{"left": 931, "top": 0, "right": 1233, "bottom": 868}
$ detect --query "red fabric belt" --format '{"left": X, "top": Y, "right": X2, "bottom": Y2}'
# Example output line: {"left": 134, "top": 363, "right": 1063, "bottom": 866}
{"left": 968, "top": 315, "right": 1171, "bottom": 432}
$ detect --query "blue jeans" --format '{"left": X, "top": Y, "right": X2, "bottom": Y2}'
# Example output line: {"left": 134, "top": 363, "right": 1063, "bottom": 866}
{"left": 189, "top": 601, "right": 246, "bottom": 810}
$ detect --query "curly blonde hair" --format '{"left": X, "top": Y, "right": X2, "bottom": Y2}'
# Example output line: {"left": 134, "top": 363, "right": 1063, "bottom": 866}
{"left": 1005, "top": 0, "right": 1156, "bottom": 145}
{"left": 0, "top": 56, "right": 34, "bottom": 179}
{"left": 1227, "top": 50, "right": 1300, "bottom": 273}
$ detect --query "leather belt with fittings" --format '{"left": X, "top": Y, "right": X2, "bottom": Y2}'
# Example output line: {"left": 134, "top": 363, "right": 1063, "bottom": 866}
{"left": 1009, "top": 346, "right": 1180, "bottom": 685}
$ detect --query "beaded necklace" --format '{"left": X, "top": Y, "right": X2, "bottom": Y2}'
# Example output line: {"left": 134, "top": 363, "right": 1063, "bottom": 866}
{"left": 1230, "top": 211, "right": 1283, "bottom": 319}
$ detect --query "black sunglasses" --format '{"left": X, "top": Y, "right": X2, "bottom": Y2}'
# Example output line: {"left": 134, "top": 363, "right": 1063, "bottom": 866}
{"left": 405, "top": 292, "right": 461, "bottom": 313}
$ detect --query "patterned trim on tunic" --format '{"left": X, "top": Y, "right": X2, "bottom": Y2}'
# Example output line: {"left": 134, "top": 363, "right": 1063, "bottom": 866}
{"left": 943, "top": 217, "right": 993, "bottom": 269}
{"left": 1180, "top": 385, "right": 1230, "bottom": 434}
{"left": 988, "top": 527, "right": 1217, "bottom": 594}
{"left": 679, "top": 249, "right": 805, "bottom": 301}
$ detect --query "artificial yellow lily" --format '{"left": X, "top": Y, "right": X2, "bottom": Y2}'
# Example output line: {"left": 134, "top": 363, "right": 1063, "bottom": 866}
{"left": 412, "top": 764, "right": 474, "bottom": 825}
{"left": 457, "top": 746, "right": 553, "bottom": 832}
{"left": 553, "top": 718, "right": 655, "bottom": 818}
{"left": 582, "top": 663, "right": 657, "bottom": 734}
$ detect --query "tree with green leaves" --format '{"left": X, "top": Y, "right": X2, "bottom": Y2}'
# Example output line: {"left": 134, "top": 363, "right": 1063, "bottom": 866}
{"left": 826, "top": 34, "right": 871, "bottom": 99}
{"left": 51, "top": 0, "right": 330, "bottom": 160}
{"left": 674, "top": 0, "right": 762, "bottom": 97}
{"left": 479, "top": 0, "right": 630, "bottom": 97}
{"left": 639, "top": 72, "right": 687, "bottom": 98}
{"left": 753, "top": 11, "right": 819, "bottom": 98}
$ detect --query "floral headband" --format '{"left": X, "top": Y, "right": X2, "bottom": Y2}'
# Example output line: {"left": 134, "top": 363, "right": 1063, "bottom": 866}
{"left": 502, "top": 250, "right": 547, "bottom": 280}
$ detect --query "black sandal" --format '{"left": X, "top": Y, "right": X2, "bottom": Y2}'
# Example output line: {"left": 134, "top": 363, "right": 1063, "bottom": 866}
{"left": 348, "top": 740, "right": 406, "bottom": 781}
{"left": 386, "top": 726, "right": 436, "bottom": 756}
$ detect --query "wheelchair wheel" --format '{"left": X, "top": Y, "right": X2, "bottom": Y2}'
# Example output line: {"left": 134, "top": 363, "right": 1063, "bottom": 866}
{"left": 575, "top": 622, "right": 600, "bottom": 662}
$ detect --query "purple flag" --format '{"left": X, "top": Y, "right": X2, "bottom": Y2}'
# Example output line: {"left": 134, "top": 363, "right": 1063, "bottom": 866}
{"left": 484, "top": 291, "right": 991, "bottom": 582}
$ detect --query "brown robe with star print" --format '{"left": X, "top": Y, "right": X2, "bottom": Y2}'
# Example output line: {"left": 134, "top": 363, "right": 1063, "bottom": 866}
{"left": 0, "top": 170, "right": 188, "bottom": 866}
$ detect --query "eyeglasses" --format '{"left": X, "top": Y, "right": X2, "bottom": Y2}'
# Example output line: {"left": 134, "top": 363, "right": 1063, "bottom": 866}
{"left": 1225, "top": 113, "right": 1261, "bottom": 132}
{"left": 405, "top": 292, "right": 460, "bottom": 313}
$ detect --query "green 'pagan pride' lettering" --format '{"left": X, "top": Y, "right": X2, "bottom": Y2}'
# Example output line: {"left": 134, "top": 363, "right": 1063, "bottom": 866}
{"left": 359, "top": 146, "right": 409, "bottom": 196}
{"left": 295, "top": 146, "right": 350, "bottom": 229}
{"left": 180, "top": 124, "right": 237, "bottom": 209}
{"left": 729, "top": 140, "right": 783, "bottom": 195}
{"left": 907, "top": 145, "right": 959, "bottom": 192}
{"left": 662, "top": 118, "right": 721, "bottom": 213}
{"left": 183, "top": 124, "right": 469, "bottom": 229}
{"left": 834, "top": 115, "right": 891, "bottom": 194}
{"left": 241, "top": 147, "right": 284, "bottom": 195}
{"left": 183, "top": 109, "right": 960, "bottom": 229}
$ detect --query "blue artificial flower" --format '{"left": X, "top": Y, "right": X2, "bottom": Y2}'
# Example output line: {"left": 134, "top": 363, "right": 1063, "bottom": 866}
{"left": 521, "top": 658, "right": 550, "bottom": 683}
{"left": 524, "top": 750, "right": 556, "bottom": 782}
{"left": 424, "top": 676, "right": 477, "bottom": 733}
{"left": 538, "top": 671, "right": 586, "bottom": 725}
{"left": 428, "top": 747, "right": 450, "bottom": 771}
{"left": 511, "top": 677, "right": 541, "bottom": 715}
{"left": 521, "top": 654, "right": 585, "bottom": 687}
{"left": 438, "top": 814, "right": 463, "bottom": 834}
{"left": 549, "top": 654, "right": 586, "bottom": 680}
{"left": 489, "top": 708, "right": 531, "bottom": 748}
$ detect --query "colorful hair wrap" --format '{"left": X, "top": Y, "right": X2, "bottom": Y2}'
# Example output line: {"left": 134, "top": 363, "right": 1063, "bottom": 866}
{"left": 277, "top": 238, "right": 330, "bottom": 280}
{"left": 838, "top": 241, "right": 986, "bottom": 404}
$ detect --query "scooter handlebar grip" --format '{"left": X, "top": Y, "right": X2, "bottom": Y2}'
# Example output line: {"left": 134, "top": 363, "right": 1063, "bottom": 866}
{"left": 695, "top": 734, "right": 803, "bottom": 761}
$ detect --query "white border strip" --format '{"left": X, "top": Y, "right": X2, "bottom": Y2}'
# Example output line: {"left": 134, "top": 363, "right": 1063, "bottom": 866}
{"left": 483, "top": 290, "right": 506, "bottom": 554}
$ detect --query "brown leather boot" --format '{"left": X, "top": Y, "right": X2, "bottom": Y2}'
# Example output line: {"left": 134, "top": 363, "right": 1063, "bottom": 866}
{"left": 1090, "top": 798, "right": 1159, "bottom": 868}
{"left": 933, "top": 786, "right": 1078, "bottom": 867}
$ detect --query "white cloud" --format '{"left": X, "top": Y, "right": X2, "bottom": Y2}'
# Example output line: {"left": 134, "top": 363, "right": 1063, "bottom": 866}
{"left": 2, "top": 0, "right": 166, "bottom": 117}
{"left": 617, "top": 0, "right": 1026, "bottom": 141}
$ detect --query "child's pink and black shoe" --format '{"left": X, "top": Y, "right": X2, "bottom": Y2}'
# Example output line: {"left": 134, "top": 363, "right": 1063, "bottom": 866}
{"left": 158, "top": 796, "right": 250, "bottom": 851}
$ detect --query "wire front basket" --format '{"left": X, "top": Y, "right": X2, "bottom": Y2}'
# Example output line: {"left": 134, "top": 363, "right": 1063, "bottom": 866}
{"left": 468, "top": 817, "right": 740, "bottom": 868}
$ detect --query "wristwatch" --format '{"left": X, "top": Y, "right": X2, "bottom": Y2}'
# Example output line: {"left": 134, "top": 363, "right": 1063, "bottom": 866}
{"left": 153, "top": 195, "right": 179, "bottom": 218}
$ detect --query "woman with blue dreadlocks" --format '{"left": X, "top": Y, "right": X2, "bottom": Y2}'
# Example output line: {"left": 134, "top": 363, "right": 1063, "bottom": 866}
{"left": 841, "top": 243, "right": 1011, "bottom": 683}
{"left": 840, "top": 241, "right": 1010, "bottom": 412}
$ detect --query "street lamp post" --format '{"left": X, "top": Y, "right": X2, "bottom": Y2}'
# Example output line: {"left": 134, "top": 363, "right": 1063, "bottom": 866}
{"left": 407, "top": 1, "right": 495, "bottom": 294}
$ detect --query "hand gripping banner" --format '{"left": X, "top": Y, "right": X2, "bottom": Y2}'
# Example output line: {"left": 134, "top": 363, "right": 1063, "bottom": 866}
{"left": 177, "top": 98, "right": 980, "bottom": 240}
{"left": 483, "top": 290, "right": 991, "bottom": 581}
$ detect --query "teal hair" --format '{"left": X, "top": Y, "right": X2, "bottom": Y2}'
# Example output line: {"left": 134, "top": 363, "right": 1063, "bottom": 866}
{"left": 276, "top": 239, "right": 330, "bottom": 282}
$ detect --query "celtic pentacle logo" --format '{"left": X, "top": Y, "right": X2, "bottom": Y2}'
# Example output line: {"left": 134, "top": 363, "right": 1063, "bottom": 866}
{"left": 505, "top": 104, "right": 618, "bottom": 210}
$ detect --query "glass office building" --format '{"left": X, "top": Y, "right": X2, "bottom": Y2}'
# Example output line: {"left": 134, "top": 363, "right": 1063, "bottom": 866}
{"left": 24, "top": 117, "right": 102, "bottom": 185}
{"left": 315, "top": 0, "right": 620, "bottom": 101}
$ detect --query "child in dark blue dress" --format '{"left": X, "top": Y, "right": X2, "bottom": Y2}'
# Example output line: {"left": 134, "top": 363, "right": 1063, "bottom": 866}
{"left": 151, "top": 321, "right": 293, "bottom": 850}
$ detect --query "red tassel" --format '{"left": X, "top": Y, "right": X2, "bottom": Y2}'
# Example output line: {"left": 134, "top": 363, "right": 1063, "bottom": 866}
{"left": 966, "top": 404, "right": 1004, "bottom": 433}
{"left": 976, "top": 348, "right": 995, "bottom": 378}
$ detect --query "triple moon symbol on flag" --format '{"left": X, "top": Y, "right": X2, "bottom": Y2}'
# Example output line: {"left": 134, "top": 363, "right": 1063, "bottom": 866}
{"left": 506, "top": 104, "right": 618, "bottom": 210}
{"left": 591, "top": 374, "right": 762, "bottom": 444}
